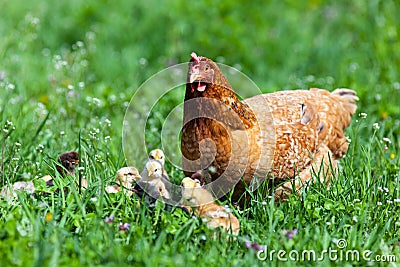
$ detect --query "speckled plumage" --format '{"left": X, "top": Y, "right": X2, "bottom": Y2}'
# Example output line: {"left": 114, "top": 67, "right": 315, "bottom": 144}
{"left": 181, "top": 53, "right": 358, "bottom": 201}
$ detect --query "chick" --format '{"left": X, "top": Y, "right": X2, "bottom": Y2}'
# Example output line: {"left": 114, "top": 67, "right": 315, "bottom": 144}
{"left": 105, "top": 167, "right": 141, "bottom": 196}
{"left": 181, "top": 177, "right": 240, "bottom": 236}
{"left": 140, "top": 160, "right": 170, "bottom": 199}
{"left": 0, "top": 181, "right": 35, "bottom": 200}
{"left": 45, "top": 151, "right": 80, "bottom": 187}
{"left": 148, "top": 149, "right": 169, "bottom": 180}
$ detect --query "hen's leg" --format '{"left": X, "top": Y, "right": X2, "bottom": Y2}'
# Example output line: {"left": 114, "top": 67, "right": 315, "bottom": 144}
{"left": 274, "top": 144, "right": 336, "bottom": 201}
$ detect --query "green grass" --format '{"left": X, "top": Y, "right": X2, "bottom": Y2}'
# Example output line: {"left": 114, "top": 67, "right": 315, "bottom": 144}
{"left": 0, "top": 0, "right": 399, "bottom": 266}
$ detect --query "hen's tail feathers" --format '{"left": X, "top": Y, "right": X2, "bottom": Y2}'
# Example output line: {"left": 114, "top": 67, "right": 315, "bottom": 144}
{"left": 331, "top": 88, "right": 359, "bottom": 115}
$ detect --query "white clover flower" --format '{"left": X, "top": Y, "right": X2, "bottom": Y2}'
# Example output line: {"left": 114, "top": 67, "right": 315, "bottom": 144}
{"left": 372, "top": 123, "right": 380, "bottom": 130}
{"left": 359, "top": 112, "right": 367, "bottom": 119}
{"left": 78, "top": 82, "right": 85, "bottom": 88}
{"left": 382, "top": 137, "right": 391, "bottom": 144}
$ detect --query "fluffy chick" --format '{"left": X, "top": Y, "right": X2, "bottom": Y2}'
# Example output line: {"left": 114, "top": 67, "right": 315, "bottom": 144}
{"left": 0, "top": 181, "right": 35, "bottom": 200}
{"left": 181, "top": 177, "right": 240, "bottom": 236}
{"left": 148, "top": 149, "right": 169, "bottom": 180}
{"left": 105, "top": 167, "right": 141, "bottom": 196}
{"left": 45, "top": 151, "right": 80, "bottom": 187}
{"left": 140, "top": 160, "right": 170, "bottom": 199}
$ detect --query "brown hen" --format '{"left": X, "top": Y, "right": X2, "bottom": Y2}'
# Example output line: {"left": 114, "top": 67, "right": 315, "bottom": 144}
{"left": 181, "top": 53, "right": 358, "bottom": 201}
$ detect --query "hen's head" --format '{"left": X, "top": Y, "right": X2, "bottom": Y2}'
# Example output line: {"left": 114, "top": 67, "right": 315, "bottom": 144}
{"left": 187, "top": 52, "right": 231, "bottom": 95}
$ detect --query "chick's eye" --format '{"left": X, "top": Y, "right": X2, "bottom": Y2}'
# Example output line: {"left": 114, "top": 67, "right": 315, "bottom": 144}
{"left": 154, "top": 169, "right": 158, "bottom": 172}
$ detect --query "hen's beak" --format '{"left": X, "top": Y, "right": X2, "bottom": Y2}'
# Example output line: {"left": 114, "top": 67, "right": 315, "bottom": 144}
{"left": 190, "top": 73, "right": 203, "bottom": 83}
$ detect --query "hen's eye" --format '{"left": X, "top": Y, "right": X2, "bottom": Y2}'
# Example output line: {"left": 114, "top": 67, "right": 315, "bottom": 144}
{"left": 204, "top": 65, "right": 210, "bottom": 72}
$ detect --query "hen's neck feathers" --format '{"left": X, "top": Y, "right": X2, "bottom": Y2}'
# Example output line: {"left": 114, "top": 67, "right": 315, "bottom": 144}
{"left": 185, "top": 80, "right": 257, "bottom": 130}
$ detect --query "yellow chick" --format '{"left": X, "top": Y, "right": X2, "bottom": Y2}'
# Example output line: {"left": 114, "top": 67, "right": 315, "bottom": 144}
{"left": 181, "top": 177, "right": 240, "bottom": 236}
{"left": 148, "top": 149, "right": 169, "bottom": 180}
{"left": 105, "top": 167, "right": 141, "bottom": 196}
{"left": 141, "top": 160, "right": 170, "bottom": 199}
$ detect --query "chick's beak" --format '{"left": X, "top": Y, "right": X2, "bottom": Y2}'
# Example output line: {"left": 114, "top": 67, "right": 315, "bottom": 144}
{"left": 154, "top": 155, "right": 160, "bottom": 160}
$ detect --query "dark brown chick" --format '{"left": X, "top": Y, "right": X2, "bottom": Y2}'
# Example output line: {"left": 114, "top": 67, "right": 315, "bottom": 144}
{"left": 47, "top": 151, "right": 79, "bottom": 186}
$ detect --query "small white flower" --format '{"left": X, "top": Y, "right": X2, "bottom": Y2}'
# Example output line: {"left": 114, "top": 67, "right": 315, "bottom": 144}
{"left": 15, "top": 142, "right": 21, "bottom": 146}
{"left": 353, "top": 198, "right": 360, "bottom": 202}
{"left": 60, "top": 131, "right": 65, "bottom": 136}
{"left": 67, "top": 84, "right": 74, "bottom": 90}
{"left": 377, "top": 202, "right": 382, "bottom": 206}
{"left": 7, "top": 84, "right": 15, "bottom": 90}
{"left": 92, "top": 98, "right": 101, "bottom": 106}
{"left": 383, "top": 187, "right": 389, "bottom": 193}
{"left": 76, "top": 41, "right": 84, "bottom": 48}
{"left": 12, "top": 158, "right": 19, "bottom": 161}
{"left": 90, "top": 197, "right": 97, "bottom": 202}
{"left": 359, "top": 112, "right": 367, "bottom": 119}
{"left": 377, "top": 186, "right": 383, "bottom": 192}
{"left": 105, "top": 136, "right": 111, "bottom": 142}
{"left": 352, "top": 216, "right": 358, "bottom": 223}
{"left": 372, "top": 123, "right": 380, "bottom": 130}
{"left": 78, "top": 82, "right": 85, "bottom": 88}
{"left": 77, "top": 167, "right": 85, "bottom": 171}
{"left": 382, "top": 137, "right": 391, "bottom": 144}
{"left": 3, "top": 129, "right": 9, "bottom": 133}
{"left": 326, "top": 222, "right": 331, "bottom": 226}
{"left": 386, "top": 200, "right": 393, "bottom": 204}
{"left": 394, "top": 199, "right": 400, "bottom": 203}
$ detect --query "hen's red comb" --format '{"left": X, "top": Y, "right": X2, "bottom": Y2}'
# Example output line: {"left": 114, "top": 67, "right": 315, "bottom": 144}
{"left": 191, "top": 52, "right": 200, "bottom": 63}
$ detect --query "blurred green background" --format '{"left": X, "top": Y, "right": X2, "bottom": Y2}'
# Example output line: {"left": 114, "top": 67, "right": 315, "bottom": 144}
{"left": 1, "top": 0, "right": 400, "bottom": 113}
